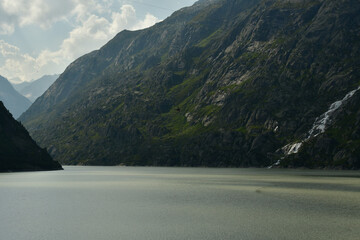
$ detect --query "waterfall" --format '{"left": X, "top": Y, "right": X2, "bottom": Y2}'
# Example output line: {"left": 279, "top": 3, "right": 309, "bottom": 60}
{"left": 269, "top": 85, "right": 360, "bottom": 168}
{"left": 307, "top": 86, "right": 360, "bottom": 139}
{"left": 282, "top": 142, "right": 303, "bottom": 155}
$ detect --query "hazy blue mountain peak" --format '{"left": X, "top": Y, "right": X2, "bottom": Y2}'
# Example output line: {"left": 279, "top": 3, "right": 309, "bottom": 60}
{"left": 0, "top": 75, "right": 31, "bottom": 119}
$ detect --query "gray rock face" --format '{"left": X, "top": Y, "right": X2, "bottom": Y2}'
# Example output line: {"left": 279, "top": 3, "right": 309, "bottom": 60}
{"left": 20, "top": 0, "right": 360, "bottom": 168}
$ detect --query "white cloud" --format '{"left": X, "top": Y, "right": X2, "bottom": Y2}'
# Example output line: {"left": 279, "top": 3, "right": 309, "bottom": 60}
{"left": 109, "top": 5, "right": 137, "bottom": 35}
{"left": 0, "top": 0, "right": 112, "bottom": 32}
{"left": 62, "top": 14, "right": 110, "bottom": 59}
{"left": 109, "top": 5, "right": 159, "bottom": 33}
{"left": 0, "top": 3, "right": 160, "bottom": 82}
{"left": 72, "top": 0, "right": 114, "bottom": 21}
{"left": 132, "top": 13, "right": 159, "bottom": 31}
{"left": 1, "top": 0, "right": 76, "bottom": 29}
{"left": 0, "top": 22, "right": 14, "bottom": 35}
{"left": 42, "top": 4, "right": 160, "bottom": 65}
{"left": 0, "top": 43, "right": 38, "bottom": 83}
{"left": 0, "top": 40, "right": 19, "bottom": 56}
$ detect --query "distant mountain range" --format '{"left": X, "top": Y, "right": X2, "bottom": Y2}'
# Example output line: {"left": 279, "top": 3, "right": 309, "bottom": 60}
{"left": 20, "top": 0, "right": 360, "bottom": 169}
{"left": 0, "top": 101, "right": 62, "bottom": 172}
{"left": 14, "top": 74, "right": 59, "bottom": 102}
{"left": 0, "top": 75, "right": 31, "bottom": 119}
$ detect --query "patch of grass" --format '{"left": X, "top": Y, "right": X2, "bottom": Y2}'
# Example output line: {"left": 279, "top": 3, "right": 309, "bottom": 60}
{"left": 163, "top": 114, "right": 187, "bottom": 136}
{"left": 220, "top": 84, "right": 238, "bottom": 92}
{"left": 174, "top": 70, "right": 186, "bottom": 76}
{"left": 235, "top": 127, "right": 248, "bottom": 134}
{"left": 168, "top": 69, "right": 210, "bottom": 104}
{"left": 110, "top": 102, "right": 125, "bottom": 115}
{"left": 207, "top": 90, "right": 216, "bottom": 97}
{"left": 237, "top": 52, "right": 268, "bottom": 64}
{"left": 199, "top": 104, "right": 221, "bottom": 117}
{"left": 180, "top": 123, "right": 208, "bottom": 136}
{"left": 161, "top": 52, "right": 169, "bottom": 62}
{"left": 196, "top": 29, "right": 223, "bottom": 48}
{"left": 267, "top": 37, "right": 287, "bottom": 49}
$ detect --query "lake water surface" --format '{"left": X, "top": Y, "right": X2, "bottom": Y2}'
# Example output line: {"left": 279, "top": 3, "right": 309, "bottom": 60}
{"left": 1, "top": 166, "right": 360, "bottom": 240}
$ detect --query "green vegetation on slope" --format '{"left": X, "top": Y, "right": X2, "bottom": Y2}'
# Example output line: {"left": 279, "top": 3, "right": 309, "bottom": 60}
{"left": 20, "top": 0, "right": 360, "bottom": 169}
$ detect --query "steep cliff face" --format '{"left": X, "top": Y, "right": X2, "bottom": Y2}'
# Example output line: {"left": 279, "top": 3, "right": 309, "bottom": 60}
{"left": 0, "top": 102, "right": 62, "bottom": 172}
{"left": 20, "top": 0, "right": 360, "bottom": 168}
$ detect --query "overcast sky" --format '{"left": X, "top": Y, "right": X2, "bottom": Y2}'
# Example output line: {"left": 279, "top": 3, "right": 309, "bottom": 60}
{"left": 0, "top": 0, "right": 197, "bottom": 83}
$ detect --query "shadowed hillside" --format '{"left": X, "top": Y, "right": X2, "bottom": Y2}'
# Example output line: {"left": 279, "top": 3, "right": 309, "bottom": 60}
{"left": 20, "top": 0, "right": 360, "bottom": 168}
{"left": 0, "top": 102, "right": 62, "bottom": 172}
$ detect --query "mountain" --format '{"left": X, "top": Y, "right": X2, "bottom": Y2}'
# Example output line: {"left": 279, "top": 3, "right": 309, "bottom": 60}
{"left": 13, "top": 81, "right": 31, "bottom": 92}
{"left": 20, "top": 0, "right": 360, "bottom": 169}
{"left": 14, "top": 75, "right": 59, "bottom": 102}
{"left": 0, "top": 101, "right": 62, "bottom": 172}
{"left": 0, "top": 75, "right": 32, "bottom": 119}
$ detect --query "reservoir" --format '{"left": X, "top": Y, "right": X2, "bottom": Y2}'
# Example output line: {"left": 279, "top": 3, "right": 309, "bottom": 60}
{"left": 0, "top": 166, "right": 359, "bottom": 240}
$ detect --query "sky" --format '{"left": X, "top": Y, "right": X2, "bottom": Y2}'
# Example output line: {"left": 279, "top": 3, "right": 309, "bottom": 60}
{"left": 0, "top": 0, "right": 197, "bottom": 84}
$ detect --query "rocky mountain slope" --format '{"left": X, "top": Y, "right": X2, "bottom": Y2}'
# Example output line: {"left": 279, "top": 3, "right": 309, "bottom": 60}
{"left": 0, "top": 101, "right": 62, "bottom": 172}
{"left": 14, "top": 74, "right": 59, "bottom": 102}
{"left": 20, "top": 0, "right": 360, "bottom": 168}
{"left": 0, "top": 75, "right": 32, "bottom": 119}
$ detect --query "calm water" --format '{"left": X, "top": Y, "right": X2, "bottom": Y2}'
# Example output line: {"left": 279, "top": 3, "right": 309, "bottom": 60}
{"left": 1, "top": 166, "right": 360, "bottom": 240}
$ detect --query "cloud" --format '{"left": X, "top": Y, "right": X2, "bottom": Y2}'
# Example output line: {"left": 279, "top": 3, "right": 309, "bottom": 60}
{"left": 0, "top": 41, "right": 38, "bottom": 83}
{"left": 0, "top": 6, "right": 16, "bottom": 34}
{"left": 62, "top": 15, "right": 110, "bottom": 59}
{"left": 0, "top": 22, "right": 14, "bottom": 35}
{"left": 0, "top": 40, "right": 20, "bottom": 56}
{"left": 132, "top": 13, "right": 159, "bottom": 31}
{"left": 110, "top": 5, "right": 159, "bottom": 33}
{"left": 0, "top": 0, "right": 112, "bottom": 32}
{"left": 39, "top": 4, "right": 160, "bottom": 66}
{"left": 109, "top": 5, "right": 137, "bottom": 35}
{"left": 0, "top": 3, "right": 160, "bottom": 82}
{"left": 0, "top": 0, "right": 76, "bottom": 30}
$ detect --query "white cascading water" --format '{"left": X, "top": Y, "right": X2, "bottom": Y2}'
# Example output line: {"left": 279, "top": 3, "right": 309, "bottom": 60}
{"left": 268, "top": 86, "right": 360, "bottom": 168}
{"left": 281, "top": 142, "right": 303, "bottom": 155}
{"left": 306, "top": 86, "right": 360, "bottom": 139}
